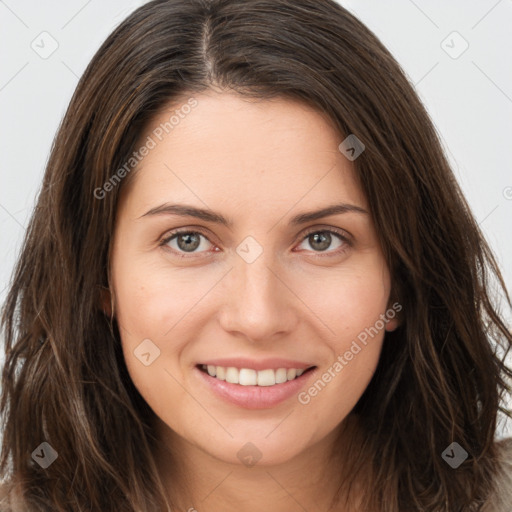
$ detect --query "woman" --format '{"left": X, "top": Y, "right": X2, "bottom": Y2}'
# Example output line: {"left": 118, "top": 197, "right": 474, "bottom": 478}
{"left": 1, "top": 0, "right": 511, "bottom": 510}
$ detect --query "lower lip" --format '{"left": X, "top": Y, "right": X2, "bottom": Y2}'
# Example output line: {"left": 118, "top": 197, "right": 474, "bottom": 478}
{"left": 194, "top": 366, "right": 317, "bottom": 410}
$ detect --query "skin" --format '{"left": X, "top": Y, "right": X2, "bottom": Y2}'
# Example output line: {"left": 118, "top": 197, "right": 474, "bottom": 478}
{"left": 109, "top": 90, "right": 400, "bottom": 511}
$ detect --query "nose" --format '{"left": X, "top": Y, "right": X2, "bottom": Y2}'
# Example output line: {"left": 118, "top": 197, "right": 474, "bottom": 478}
{"left": 217, "top": 252, "right": 298, "bottom": 343}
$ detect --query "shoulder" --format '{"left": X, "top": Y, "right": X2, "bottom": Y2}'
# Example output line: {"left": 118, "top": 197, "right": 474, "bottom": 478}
{"left": 482, "top": 437, "right": 512, "bottom": 512}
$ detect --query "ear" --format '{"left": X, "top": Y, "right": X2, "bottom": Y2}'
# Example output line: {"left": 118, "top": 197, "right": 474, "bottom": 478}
{"left": 384, "top": 299, "right": 403, "bottom": 332}
{"left": 99, "top": 286, "right": 113, "bottom": 317}
{"left": 385, "top": 316, "right": 400, "bottom": 332}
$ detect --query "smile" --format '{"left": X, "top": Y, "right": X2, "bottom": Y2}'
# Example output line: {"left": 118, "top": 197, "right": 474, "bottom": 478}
{"left": 195, "top": 363, "right": 318, "bottom": 409}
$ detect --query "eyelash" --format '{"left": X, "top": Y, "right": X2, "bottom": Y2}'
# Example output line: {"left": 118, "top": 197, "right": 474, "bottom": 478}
{"left": 159, "top": 226, "right": 352, "bottom": 259}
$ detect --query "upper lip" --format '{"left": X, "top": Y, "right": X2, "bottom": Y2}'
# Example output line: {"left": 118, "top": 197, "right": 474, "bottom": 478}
{"left": 197, "top": 358, "right": 316, "bottom": 371}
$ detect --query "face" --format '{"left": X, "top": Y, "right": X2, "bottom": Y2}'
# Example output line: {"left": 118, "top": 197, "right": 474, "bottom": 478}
{"left": 109, "top": 91, "right": 398, "bottom": 467}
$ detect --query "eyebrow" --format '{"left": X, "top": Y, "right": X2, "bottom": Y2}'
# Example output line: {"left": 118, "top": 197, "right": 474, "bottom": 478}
{"left": 139, "top": 202, "right": 368, "bottom": 226}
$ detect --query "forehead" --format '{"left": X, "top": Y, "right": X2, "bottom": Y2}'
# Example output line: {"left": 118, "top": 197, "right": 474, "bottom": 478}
{"left": 121, "top": 91, "right": 368, "bottom": 217}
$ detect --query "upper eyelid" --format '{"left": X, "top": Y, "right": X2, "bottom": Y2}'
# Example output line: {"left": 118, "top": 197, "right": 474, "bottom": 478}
{"left": 160, "top": 226, "right": 217, "bottom": 245}
{"left": 300, "top": 225, "right": 351, "bottom": 240}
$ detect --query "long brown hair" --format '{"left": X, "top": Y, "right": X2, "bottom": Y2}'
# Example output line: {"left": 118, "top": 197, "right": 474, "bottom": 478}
{"left": 1, "top": 0, "right": 511, "bottom": 510}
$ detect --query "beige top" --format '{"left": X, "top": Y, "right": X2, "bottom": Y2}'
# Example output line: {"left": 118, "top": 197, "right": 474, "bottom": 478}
{"left": 1, "top": 438, "right": 511, "bottom": 510}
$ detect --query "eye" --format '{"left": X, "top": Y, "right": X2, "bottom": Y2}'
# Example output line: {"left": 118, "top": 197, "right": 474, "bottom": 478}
{"left": 160, "top": 229, "right": 217, "bottom": 258}
{"left": 295, "top": 227, "right": 351, "bottom": 257}
{"left": 159, "top": 226, "right": 352, "bottom": 259}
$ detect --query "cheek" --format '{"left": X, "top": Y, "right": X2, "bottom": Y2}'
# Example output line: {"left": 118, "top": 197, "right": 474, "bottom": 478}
{"left": 296, "top": 259, "right": 390, "bottom": 348}
{"left": 297, "top": 296, "right": 388, "bottom": 438}
{"left": 112, "top": 254, "right": 211, "bottom": 338}
{"left": 111, "top": 257, "right": 219, "bottom": 400}
{"left": 113, "top": 268, "right": 198, "bottom": 423}
{"left": 292, "top": 260, "right": 390, "bottom": 409}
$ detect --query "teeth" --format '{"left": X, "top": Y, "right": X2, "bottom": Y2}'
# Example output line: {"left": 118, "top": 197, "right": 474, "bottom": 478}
{"left": 239, "top": 368, "right": 257, "bottom": 385}
{"left": 257, "top": 369, "right": 275, "bottom": 386}
{"left": 216, "top": 366, "right": 226, "bottom": 380}
{"left": 225, "top": 367, "right": 239, "bottom": 384}
{"left": 275, "top": 368, "right": 287, "bottom": 384}
{"left": 200, "top": 365, "right": 311, "bottom": 386}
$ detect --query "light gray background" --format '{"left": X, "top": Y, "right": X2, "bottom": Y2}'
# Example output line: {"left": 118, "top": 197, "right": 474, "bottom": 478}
{"left": 1, "top": 0, "right": 511, "bottom": 438}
